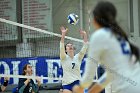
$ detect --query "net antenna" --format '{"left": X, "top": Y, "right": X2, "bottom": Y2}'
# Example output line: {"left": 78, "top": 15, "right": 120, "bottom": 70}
{"left": 87, "top": 6, "right": 92, "bottom": 38}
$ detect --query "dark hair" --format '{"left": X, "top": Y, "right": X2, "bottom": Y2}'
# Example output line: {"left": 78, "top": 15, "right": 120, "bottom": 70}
{"left": 22, "top": 64, "right": 30, "bottom": 75}
{"left": 64, "top": 43, "right": 68, "bottom": 54}
{"left": 93, "top": 1, "right": 139, "bottom": 62}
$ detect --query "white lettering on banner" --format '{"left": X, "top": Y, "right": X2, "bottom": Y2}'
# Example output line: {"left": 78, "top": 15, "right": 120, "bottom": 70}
{"left": 0, "top": 58, "right": 75, "bottom": 84}
{"left": 47, "top": 59, "right": 54, "bottom": 83}
{"left": 11, "top": 61, "right": 20, "bottom": 84}
{"left": 0, "top": 61, "right": 10, "bottom": 75}
{"left": 52, "top": 60, "right": 62, "bottom": 83}
{"left": 46, "top": 59, "right": 62, "bottom": 83}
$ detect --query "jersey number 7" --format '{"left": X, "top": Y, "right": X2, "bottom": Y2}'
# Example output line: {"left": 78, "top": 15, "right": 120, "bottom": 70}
{"left": 72, "top": 63, "right": 75, "bottom": 69}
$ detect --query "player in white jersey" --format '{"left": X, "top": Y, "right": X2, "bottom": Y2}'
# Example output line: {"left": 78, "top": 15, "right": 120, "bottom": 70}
{"left": 60, "top": 26, "right": 88, "bottom": 93}
{"left": 74, "top": 1, "right": 140, "bottom": 93}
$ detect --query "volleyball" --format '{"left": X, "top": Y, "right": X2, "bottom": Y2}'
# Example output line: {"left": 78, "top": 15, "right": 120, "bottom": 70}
{"left": 67, "top": 13, "right": 79, "bottom": 25}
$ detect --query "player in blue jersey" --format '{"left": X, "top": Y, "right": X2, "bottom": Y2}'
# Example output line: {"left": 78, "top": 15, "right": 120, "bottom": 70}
{"left": 74, "top": 1, "right": 140, "bottom": 93}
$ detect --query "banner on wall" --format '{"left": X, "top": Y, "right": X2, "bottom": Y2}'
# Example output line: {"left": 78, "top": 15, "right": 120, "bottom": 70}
{"left": 0, "top": 57, "right": 86, "bottom": 84}
{"left": 22, "top": 0, "right": 53, "bottom": 38}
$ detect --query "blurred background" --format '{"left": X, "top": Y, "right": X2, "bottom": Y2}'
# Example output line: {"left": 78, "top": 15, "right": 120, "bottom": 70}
{"left": 0, "top": 0, "right": 140, "bottom": 58}
{"left": 0, "top": 0, "right": 140, "bottom": 93}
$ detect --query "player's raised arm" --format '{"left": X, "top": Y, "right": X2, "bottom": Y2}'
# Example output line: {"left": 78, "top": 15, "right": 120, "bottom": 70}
{"left": 77, "top": 29, "right": 88, "bottom": 61}
{"left": 80, "top": 33, "right": 100, "bottom": 89}
{"left": 60, "top": 26, "right": 68, "bottom": 60}
{"left": 76, "top": 31, "right": 110, "bottom": 93}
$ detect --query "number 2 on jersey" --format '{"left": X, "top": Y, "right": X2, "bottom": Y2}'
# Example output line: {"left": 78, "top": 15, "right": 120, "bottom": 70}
{"left": 29, "top": 87, "right": 32, "bottom": 92}
{"left": 119, "top": 39, "right": 130, "bottom": 54}
{"left": 72, "top": 63, "right": 75, "bottom": 69}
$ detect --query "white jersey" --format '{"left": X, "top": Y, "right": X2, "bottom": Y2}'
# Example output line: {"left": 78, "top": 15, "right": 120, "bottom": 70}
{"left": 81, "top": 28, "right": 140, "bottom": 93}
{"left": 60, "top": 42, "right": 88, "bottom": 85}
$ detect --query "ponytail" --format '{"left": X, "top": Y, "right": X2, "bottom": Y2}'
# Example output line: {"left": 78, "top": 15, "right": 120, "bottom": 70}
{"left": 93, "top": 1, "right": 140, "bottom": 62}
{"left": 109, "top": 22, "right": 140, "bottom": 62}
{"left": 129, "top": 42, "right": 140, "bottom": 62}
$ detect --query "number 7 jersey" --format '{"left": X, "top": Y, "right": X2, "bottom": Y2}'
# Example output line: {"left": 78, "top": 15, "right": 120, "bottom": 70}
{"left": 61, "top": 54, "right": 82, "bottom": 85}
{"left": 60, "top": 42, "right": 88, "bottom": 85}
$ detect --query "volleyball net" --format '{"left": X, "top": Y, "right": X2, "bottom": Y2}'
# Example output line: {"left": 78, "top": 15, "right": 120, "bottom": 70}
{"left": 0, "top": 17, "right": 87, "bottom": 85}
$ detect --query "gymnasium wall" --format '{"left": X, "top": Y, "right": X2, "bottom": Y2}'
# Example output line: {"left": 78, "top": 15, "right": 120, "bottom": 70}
{"left": 0, "top": 0, "right": 140, "bottom": 58}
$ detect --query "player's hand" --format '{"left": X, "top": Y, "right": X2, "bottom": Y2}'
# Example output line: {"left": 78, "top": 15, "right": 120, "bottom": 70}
{"left": 4, "top": 77, "right": 10, "bottom": 81}
{"left": 79, "top": 29, "right": 88, "bottom": 43}
{"left": 79, "top": 29, "right": 86, "bottom": 38}
{"left": 26, "top": 73, "right": 31, "bottom": 82}
{"left": 60, "top": 26, "right": 68, "bottom": 34}
{"left": 27, "top": 78, "right": 31, "bottom": 82}
{"left": 73, "top": 85, "right": 84, "bottom": 93}
{"left": 36, "top": 77, "right": 41, "bottom": 82}
{"left": 59, "top": 89, "right": 63, "bottom": 93}
{"left": 24, "top": 78, "right": 31, "bottom": 85}
{"left": 36, "top": 76, "right": 41, "bottom": 86}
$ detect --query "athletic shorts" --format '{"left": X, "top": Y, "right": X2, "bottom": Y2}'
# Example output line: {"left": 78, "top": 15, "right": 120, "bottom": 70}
{"left": 62, "top": 80, "right": 80, "bottom": 91}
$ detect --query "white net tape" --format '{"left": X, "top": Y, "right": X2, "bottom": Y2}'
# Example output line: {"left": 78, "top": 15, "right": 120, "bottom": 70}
{"left": 0, "top": 18, "right": 83, "bottom": 43}
{"left": 0, "top": 74, "right": 98, "bottom": 82}
{"left": 0, "top": 74, "right": 62, "bottom": 80}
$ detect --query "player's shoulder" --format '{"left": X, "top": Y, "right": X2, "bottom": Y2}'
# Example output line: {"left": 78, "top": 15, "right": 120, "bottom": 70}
{"left": 64, "top": 55, "right": 69, "bottom": 60}
{"left": 90, "top": 28, "right": 112, "bottom": 41}
{"left": 92, "top": 28, "right": 111, "bottom": 38}
{"left": 61, "top": 55, "right": 69, "bottom": 63}
{"left": 74, "top": 54, "right": 81, "bottom": 60}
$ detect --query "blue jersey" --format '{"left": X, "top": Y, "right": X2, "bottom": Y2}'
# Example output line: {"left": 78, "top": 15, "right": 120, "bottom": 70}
{"left": 81, "top": 28, "right": 140, "bottom": 93}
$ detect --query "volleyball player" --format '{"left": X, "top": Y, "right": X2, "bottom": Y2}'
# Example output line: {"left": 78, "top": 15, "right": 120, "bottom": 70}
{"left": 60, "top": 26, "right": 88, "bottom": 93}
{"left": 18, "top": 64, "right": 41, "bottom": 93}
{"left": 0, "top": 77, "right": 9, "bottom": 92}
{"left": 74, "top": 1, "right": 140, "bottom": 93}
